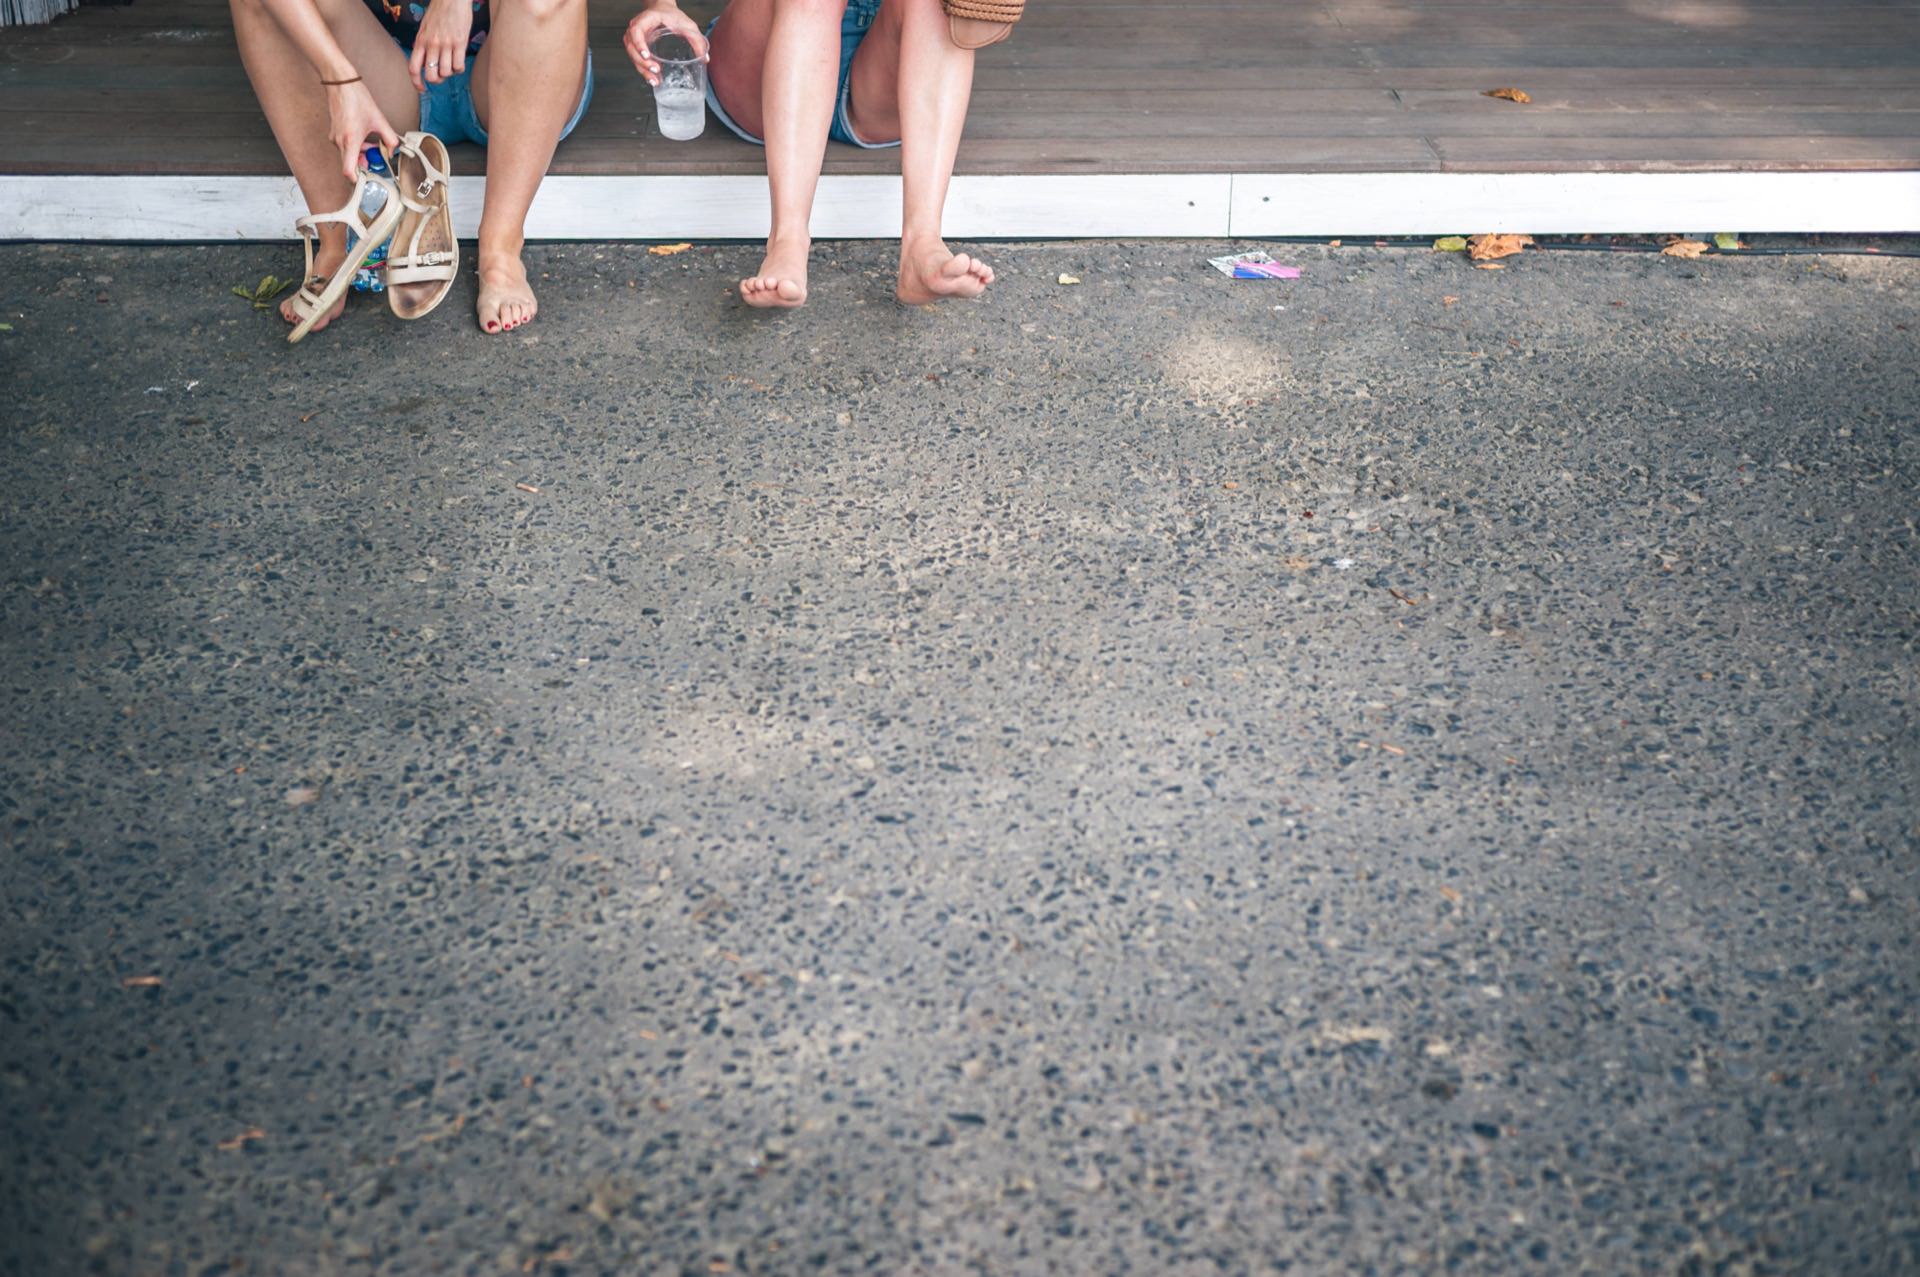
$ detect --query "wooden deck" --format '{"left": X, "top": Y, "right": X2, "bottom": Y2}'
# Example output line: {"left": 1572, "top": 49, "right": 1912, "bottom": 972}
{"left": 5, "top": 0, "right": 1920, "bottom": 236}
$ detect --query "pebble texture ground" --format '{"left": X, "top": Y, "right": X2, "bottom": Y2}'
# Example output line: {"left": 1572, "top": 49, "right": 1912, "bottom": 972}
{"left": 0, "top": 240, "right": 1916, "bottom": 1277}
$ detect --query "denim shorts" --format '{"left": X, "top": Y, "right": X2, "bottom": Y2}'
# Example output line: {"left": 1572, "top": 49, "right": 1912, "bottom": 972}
{"left": 705, "top": 0, "right": 899, "bottom": 149}
{"left": 411, "top": 46, "right": 595, "bottom": 146}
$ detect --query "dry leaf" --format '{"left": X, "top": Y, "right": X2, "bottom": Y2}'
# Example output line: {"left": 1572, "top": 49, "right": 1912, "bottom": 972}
{"left": 1442, "top": 295, "right": 1459, "bottom": 306}
{"left": 1474, "top": 262, "right": 1505, "bottom": 271}
{"left": 648, "top": 243, "right": 693, "bottom": 256}
{"left": 1056, "top": 273, "right": 1081, "bottom": 286}
{"left": 121, "top": 974, "right": 164, "bottom": 989}
{"left": 1467, "top": 233, "right": 1533, "bottom": 261}
{"left": 1439, "top": 885, "right": 1462, "bottom": 904}
{"left": 217, "top": 1126, "right": 265, "bottom": 1151}
{"left": 1661, "top": 238, "right": 1709, "bottom": 259}
{"left": 1221, "top": 481, "right": 1240, "bottom": 490}
{"left": 1483, "top": 87, "right": 1531, "bottom": 103}
{"left": 1282, "top": 556, "right": 1312, "bottom": 571}
{"left": 1432, "top": 236, "right": 1468, "bottom": 253}
{"left": 283, "top": 785, "right": 320, "bottom": 807}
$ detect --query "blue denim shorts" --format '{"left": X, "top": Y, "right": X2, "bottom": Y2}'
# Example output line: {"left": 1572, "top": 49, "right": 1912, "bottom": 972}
{"left": 412, "top": 46, "right": 595, "bottom": 146}
{"left": 705, "top": 0, "right": 899, "bottom": 149}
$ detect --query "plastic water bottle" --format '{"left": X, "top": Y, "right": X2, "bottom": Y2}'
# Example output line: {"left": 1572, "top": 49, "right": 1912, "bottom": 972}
{"left": 350, "top": 145, "right": 392, "bottom": 294}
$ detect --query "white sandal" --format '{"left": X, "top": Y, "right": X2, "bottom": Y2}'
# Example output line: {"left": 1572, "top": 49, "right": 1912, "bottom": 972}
{"left": 386, "top": 131, "right": 458, "bottom": 322}
{"left": 285, "top": 157, "right": 403, "bottom": 345}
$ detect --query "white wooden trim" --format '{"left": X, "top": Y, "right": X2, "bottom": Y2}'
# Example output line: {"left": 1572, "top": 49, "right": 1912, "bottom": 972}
{"left": 2, "top": 170, "right": 1916, "bottom": 241}
{"left": 1229, "top": 171, "right": 1920, "bottom": 236}
{"left": 0, "top": 173, "right": 1234, "bottom": 240}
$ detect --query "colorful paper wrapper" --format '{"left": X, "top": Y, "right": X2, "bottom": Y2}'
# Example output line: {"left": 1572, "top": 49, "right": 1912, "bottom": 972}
{"left": 1209, "top": 252, "right": 1302, "bottom": 280}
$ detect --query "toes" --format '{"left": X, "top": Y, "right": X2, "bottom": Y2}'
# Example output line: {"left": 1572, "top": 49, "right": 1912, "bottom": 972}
{"left": 776, "top": 278, "right": 804, "bottom": 303}
{"left": 940, "top": 253, "right": 974, "bottom": 281}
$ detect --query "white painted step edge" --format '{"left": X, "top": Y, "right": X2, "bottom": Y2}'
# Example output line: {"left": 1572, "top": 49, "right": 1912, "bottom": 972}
{"left": 1, "top": 170, "right": 1915, "bottom": 240}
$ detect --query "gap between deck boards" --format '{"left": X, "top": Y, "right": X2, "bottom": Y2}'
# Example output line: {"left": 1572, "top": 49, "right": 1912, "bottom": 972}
{"left": 2, "top": 171, "right": 1917, "bottom": 240}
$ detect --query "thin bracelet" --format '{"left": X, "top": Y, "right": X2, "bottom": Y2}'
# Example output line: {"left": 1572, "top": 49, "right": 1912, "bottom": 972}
{"left": 320, "top": 74, "right": 362, "bottom": 86}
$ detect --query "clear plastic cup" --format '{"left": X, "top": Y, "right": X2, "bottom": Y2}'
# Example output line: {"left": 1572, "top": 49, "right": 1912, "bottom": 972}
{"left": 648, "top": 34, "right": 707, "bottom": 141}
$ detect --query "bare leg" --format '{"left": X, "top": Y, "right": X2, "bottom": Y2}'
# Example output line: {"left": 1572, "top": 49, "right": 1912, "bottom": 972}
{"left": 229, "top": 0, "right": 418, "bottom": 332}
{"left": 467, "top": 0, "right": 588, "bottom": 332}
{"left": 846, "top": 0, "right": 991, "bottom": 303}
{"left": 708, "top": 0, "right": 845, "bottom": 308}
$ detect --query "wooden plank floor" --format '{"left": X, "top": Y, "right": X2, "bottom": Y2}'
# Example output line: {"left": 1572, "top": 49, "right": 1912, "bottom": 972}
{"left": 4, "top": 0, "right": 1920, "bottom": 177}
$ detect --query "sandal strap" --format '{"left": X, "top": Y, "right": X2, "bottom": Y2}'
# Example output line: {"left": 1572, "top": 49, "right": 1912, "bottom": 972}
{"left": 295, "top": 170, "right": 399, "bottom": 241}
{"left": 285, "top": 275, "right": 330, "bottom": 320}
{"left": 394, "top": 132, "right": 452, "bottom": 206}
{"left": 387, "top": 250, "right": 457, "bottom": 285}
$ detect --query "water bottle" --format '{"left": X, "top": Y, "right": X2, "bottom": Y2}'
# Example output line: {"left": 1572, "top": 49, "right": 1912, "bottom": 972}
{"left": 350, "top": 145, "right": 392, "bottom": 294}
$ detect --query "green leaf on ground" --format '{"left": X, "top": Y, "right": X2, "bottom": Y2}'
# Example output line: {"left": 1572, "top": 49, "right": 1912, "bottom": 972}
{"left": 234, "top": 275, "right": 295, "bottom": 310}
{"left": 1432, "top": 236, "right": 1469, "bottom": 252}
{"left": 0, "top": 322, "right": 13, "bottom": 332}
{"left": 1713, "top": 232, "right": 1741, "bottom": 251}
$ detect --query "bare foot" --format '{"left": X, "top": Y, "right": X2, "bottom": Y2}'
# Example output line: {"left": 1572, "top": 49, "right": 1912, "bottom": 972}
{"left": 476, "top": 250, "right": 538, "bottom": 334}
{"left": 896, "top": 239, "right": 993, "bottom": 306}
{"left": 282, "top": 237, "right": 348, "bottom": 334}
{"left": 740, "top": 235, "right": 810, "bottom": 309}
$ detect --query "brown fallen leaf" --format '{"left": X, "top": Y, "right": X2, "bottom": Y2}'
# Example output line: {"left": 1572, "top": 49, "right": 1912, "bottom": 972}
{"left": 1282, "top": 556, "right": 1312, "bottom": 571}
{"left": 515, "top": 482, "right": 541, "bottom": 494}
{"left": 283, "top": 785, "right": 320, "bottom": 807}
{"left": 121, "top": 974, "right": 164, "bottom": 989}
{"left": 1483, "top": 87, "right": 1532, "bottom": 103}
{"left": 1467, "top": 233, "right": 1533, "bottom": 261}
{"left": 1661, "top": 237, "right": 1710, "bottom": 259}
{"left": 1439, "top": 885, "right": 1462, "bottom": 904}
{"left": 217, "top": 1126, "right": 265, "bottom": 1151}
{"left": 1474, "top": 262, "right": 1506, "bottom": 271}
{"left": 648, "top": 242, "right": 693, "bottom": 256}
{"left": 1442, "top": 295, "right": 1460, "bottom": 306}
{"left": 1221, "top": 481, "right": 1240, "bottom": 490}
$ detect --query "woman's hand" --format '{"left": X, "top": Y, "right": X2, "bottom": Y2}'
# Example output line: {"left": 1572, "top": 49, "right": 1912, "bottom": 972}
{"left": 326, "top": 79, "right": 402, "bottom": 182}
{"left": 409, "top": 0, "right": 474, "bottom": 93}
{"left": 624, "top": 1, "right": 708, "bottom": 86}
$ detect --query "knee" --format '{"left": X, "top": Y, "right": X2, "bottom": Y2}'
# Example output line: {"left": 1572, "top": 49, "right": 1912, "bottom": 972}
{"left": 497, "top": 0, "right": 583, "bottom": 24}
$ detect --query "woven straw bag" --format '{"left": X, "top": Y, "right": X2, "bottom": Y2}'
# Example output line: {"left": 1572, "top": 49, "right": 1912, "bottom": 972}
{"left": 944, "top": 0, "right": 1022, "bottom": 47}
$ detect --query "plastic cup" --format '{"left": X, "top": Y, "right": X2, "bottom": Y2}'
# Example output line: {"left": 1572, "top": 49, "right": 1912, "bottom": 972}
{"left": 648, "top": 33, "right": 707, "bottom": 141}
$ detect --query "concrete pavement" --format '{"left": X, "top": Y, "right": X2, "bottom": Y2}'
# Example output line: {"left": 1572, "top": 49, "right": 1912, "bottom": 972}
{"left": 1, "top": 238, "right": 1916, "bottom": 1275}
